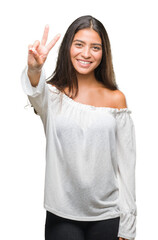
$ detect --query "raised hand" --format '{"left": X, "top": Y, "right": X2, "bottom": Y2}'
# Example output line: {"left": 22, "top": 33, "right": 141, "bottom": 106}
{"left": 28, "top": 24, "right": 60, "bottom": 72}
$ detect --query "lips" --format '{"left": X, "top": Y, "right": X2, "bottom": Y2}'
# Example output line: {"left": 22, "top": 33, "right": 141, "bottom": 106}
{"left": 77, "top": 60, "right": 92, "bottom": 65}
{"left": 76, "top": 59, "right": 93, "bottom": 68}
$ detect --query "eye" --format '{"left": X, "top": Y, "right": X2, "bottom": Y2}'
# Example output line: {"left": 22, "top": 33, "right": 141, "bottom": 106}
{"left": 75, "top": 43, "right": 83, "bottom": 48}
{"left": 93, "top": 46, "right": 101, "bottom": 51}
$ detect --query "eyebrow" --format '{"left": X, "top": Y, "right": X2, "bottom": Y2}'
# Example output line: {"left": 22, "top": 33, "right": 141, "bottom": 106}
{"left": 73, "top": 39, "right": 102, "bottom": 46}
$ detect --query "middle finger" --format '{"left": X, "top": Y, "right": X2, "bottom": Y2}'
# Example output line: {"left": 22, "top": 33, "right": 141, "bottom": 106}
{"left": 46, "top": 33, "right": 61, "bottom": 52}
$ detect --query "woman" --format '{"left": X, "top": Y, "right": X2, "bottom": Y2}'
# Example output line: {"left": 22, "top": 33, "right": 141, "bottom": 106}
{"left": 21, "top": 15, "right": 137, "bottom": 240}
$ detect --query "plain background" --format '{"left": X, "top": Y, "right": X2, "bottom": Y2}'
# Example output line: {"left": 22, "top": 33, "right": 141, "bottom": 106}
{"left": 0, "top": 0, "right": 158, "bottom": 239}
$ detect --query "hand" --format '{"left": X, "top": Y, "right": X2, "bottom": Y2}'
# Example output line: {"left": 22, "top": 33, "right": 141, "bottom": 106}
{"left": 28, "top": 25, "right": 60, "bottom": 72}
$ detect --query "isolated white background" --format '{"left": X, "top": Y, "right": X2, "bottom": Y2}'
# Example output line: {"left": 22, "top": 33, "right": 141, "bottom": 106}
{"left": 0, "top": 0, "right": 157, "bottom": 239}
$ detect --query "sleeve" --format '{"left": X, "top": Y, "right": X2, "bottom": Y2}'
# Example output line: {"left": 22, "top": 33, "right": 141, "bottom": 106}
{"left": 116, "top": 109, "right": 137, "bottom": 240}
{"left": 21, "top": 65, "right": 48, "bottom": 116}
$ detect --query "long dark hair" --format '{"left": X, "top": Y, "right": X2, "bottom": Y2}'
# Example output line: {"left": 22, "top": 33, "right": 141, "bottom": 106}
{"left": 47, "top": 15, "right": 119, "bottom": 99}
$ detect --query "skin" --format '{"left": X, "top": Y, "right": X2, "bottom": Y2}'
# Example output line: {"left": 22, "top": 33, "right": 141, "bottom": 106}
{"left": 27, "top": 25, "right": 61, "bottom": 87}
{"left": 70, "top": 28, "right": 103, "bottom": 87}
{"left": 28, "top": 25, "right": 127, "bottom": 110}
{"left": 27, "top": 25, "right": 128, "bottom": 240}
{"left": 69, "top": 28, "right": 127, "bottom": 109}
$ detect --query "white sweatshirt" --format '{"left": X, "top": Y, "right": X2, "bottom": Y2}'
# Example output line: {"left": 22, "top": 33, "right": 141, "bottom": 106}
{"left": 21, "top": 66, "right": 137, "bottom": 240}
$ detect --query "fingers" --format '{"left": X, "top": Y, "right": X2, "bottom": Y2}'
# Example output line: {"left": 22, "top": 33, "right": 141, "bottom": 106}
{"left": 33, "top": 40, "right": 40, "bottom": 49}
{"left": 28, "top": 39, "right": 40, "bottom": 54}
{"left": 41, "top": 24, "right": 49, "bottom": 45}
{"left": 28, "top": 47, "right": 39, "bottom": 62}
{"left": 28, "top": 25, "right": 61, "bottom": 67}
{"left": 47, "top": 33, "right": 61, "bottom": 52}
{"left": 28, "top": 43, "right": 41, "bottom": 64}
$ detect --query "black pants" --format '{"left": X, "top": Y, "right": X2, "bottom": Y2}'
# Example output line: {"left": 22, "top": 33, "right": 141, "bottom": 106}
{"left": 45, "top": 211, "right": 120, "bottom": 240}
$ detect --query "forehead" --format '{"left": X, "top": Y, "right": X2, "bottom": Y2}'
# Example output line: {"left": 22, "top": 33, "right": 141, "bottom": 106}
{"left": 73, "top": 28, "right": 102, "bottom": 43}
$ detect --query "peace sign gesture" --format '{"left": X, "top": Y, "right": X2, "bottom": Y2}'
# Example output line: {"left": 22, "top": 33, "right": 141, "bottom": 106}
{"left": 28, "top": 25, "right": 60, "bottom": 72}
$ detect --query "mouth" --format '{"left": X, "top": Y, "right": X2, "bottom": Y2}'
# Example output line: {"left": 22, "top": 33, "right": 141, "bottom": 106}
{"left": 77, "top": 59, "right": 93, "bottom": 67}
{"left": 77, "top": 59, "right": 92, "bottom": 64}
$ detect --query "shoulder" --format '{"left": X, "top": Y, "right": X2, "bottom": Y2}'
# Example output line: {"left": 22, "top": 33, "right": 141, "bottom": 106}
{"left": 112, "top": 89, "right": 128, "bottom": 109}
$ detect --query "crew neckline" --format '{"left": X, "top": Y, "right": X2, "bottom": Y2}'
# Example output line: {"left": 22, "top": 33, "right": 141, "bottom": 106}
{"left": 49, "top": 84, "right": 131, "bottom": 113}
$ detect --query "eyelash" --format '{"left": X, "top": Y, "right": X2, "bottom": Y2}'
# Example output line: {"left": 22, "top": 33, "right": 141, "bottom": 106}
{"left": 75, "top": 43, "right": 83, "bottom": 47}
{"left": 74, "top": 43, "right": 101, "bottom": 51}
{"left": 93, "top": 46, "right": 101, "bottom": 51}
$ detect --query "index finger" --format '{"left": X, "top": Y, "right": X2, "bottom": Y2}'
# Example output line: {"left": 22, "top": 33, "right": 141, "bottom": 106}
{"left": 41, "top": 24, "right": 49, "bottom": 45}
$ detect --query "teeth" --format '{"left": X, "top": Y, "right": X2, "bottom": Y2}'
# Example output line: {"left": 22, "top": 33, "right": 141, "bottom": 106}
{"left": 78, "top": 60, "right": 91, "bottom": 65}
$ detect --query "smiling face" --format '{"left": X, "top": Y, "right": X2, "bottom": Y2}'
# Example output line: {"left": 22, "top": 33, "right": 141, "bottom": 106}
{"left": 70, "top": 28, "right": 103, "bottom": 77}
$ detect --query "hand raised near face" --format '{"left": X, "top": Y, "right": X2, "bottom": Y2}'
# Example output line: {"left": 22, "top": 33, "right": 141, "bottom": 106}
{"left": 28, "top": 25, "right": 60, "bottom": 72}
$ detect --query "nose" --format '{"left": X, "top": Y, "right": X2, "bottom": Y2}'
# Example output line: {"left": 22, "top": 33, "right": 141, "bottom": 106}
{"left": 81, "top": 46, "right": 91, "bottom": 58}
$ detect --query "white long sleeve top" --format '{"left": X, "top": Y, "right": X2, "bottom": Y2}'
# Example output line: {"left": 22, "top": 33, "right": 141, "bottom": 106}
{"left": 21, "top": 66, "right": 137, "bottom": 240}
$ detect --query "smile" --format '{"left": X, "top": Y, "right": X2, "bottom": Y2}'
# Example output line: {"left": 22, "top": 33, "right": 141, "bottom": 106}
{"left": 77, "top": 60, "right": 92, "bottom": 65}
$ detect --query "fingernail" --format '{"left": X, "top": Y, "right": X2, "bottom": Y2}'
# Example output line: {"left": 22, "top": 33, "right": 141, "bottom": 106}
{"left": 29, "top": 47, "right": 37, "bottom": 53}
{"left": 29, "top": 47, "right": 34, "bottom": 51}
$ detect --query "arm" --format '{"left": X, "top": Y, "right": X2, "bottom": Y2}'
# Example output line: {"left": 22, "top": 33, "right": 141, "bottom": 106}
{"left": 21, "top": 65, "right": 47, "bottom": 116}
{"left": 21, "top": 25, "right": 60, "bottom": 115}
{"left": 115, "top": 92, "right": 137, "bottom": 240}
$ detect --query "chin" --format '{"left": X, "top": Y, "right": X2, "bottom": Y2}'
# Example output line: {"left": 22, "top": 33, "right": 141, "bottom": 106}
{"left": 74, "top": 66, "right": 96, "bottom": 75}
{"left": 76, "top": 69, "right": 94, "bottom": 76}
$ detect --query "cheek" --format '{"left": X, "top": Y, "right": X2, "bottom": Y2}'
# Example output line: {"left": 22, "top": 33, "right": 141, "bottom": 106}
{"left": 95, "top": 51, "right": 103, "bottom": 63}
{"left": 70, "top": 46, "right": 79, "bottom": 59}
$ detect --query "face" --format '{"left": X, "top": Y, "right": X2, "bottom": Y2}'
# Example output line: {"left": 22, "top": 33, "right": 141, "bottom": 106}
{"left": 70, "top": 28, "right": 102, "bottom": 76}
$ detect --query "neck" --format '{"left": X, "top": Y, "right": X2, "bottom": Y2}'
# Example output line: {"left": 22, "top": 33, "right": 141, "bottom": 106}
{"left": 76, "top": 72, "right": 99, "bottom": 89}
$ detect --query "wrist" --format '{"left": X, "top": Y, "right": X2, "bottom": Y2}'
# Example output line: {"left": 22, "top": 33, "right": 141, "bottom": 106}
{"left": 27, "top": 67, "right": 42, "bottom": 74}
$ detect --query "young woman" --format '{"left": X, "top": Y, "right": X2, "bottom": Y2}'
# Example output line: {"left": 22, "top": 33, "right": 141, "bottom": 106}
{"left": 21, "top": 15, "right": 137, "bottom": 240}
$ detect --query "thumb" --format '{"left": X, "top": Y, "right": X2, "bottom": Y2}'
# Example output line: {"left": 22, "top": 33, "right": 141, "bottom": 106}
{"left": 28, "top": 46, "right": 44, "bottom": 66}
